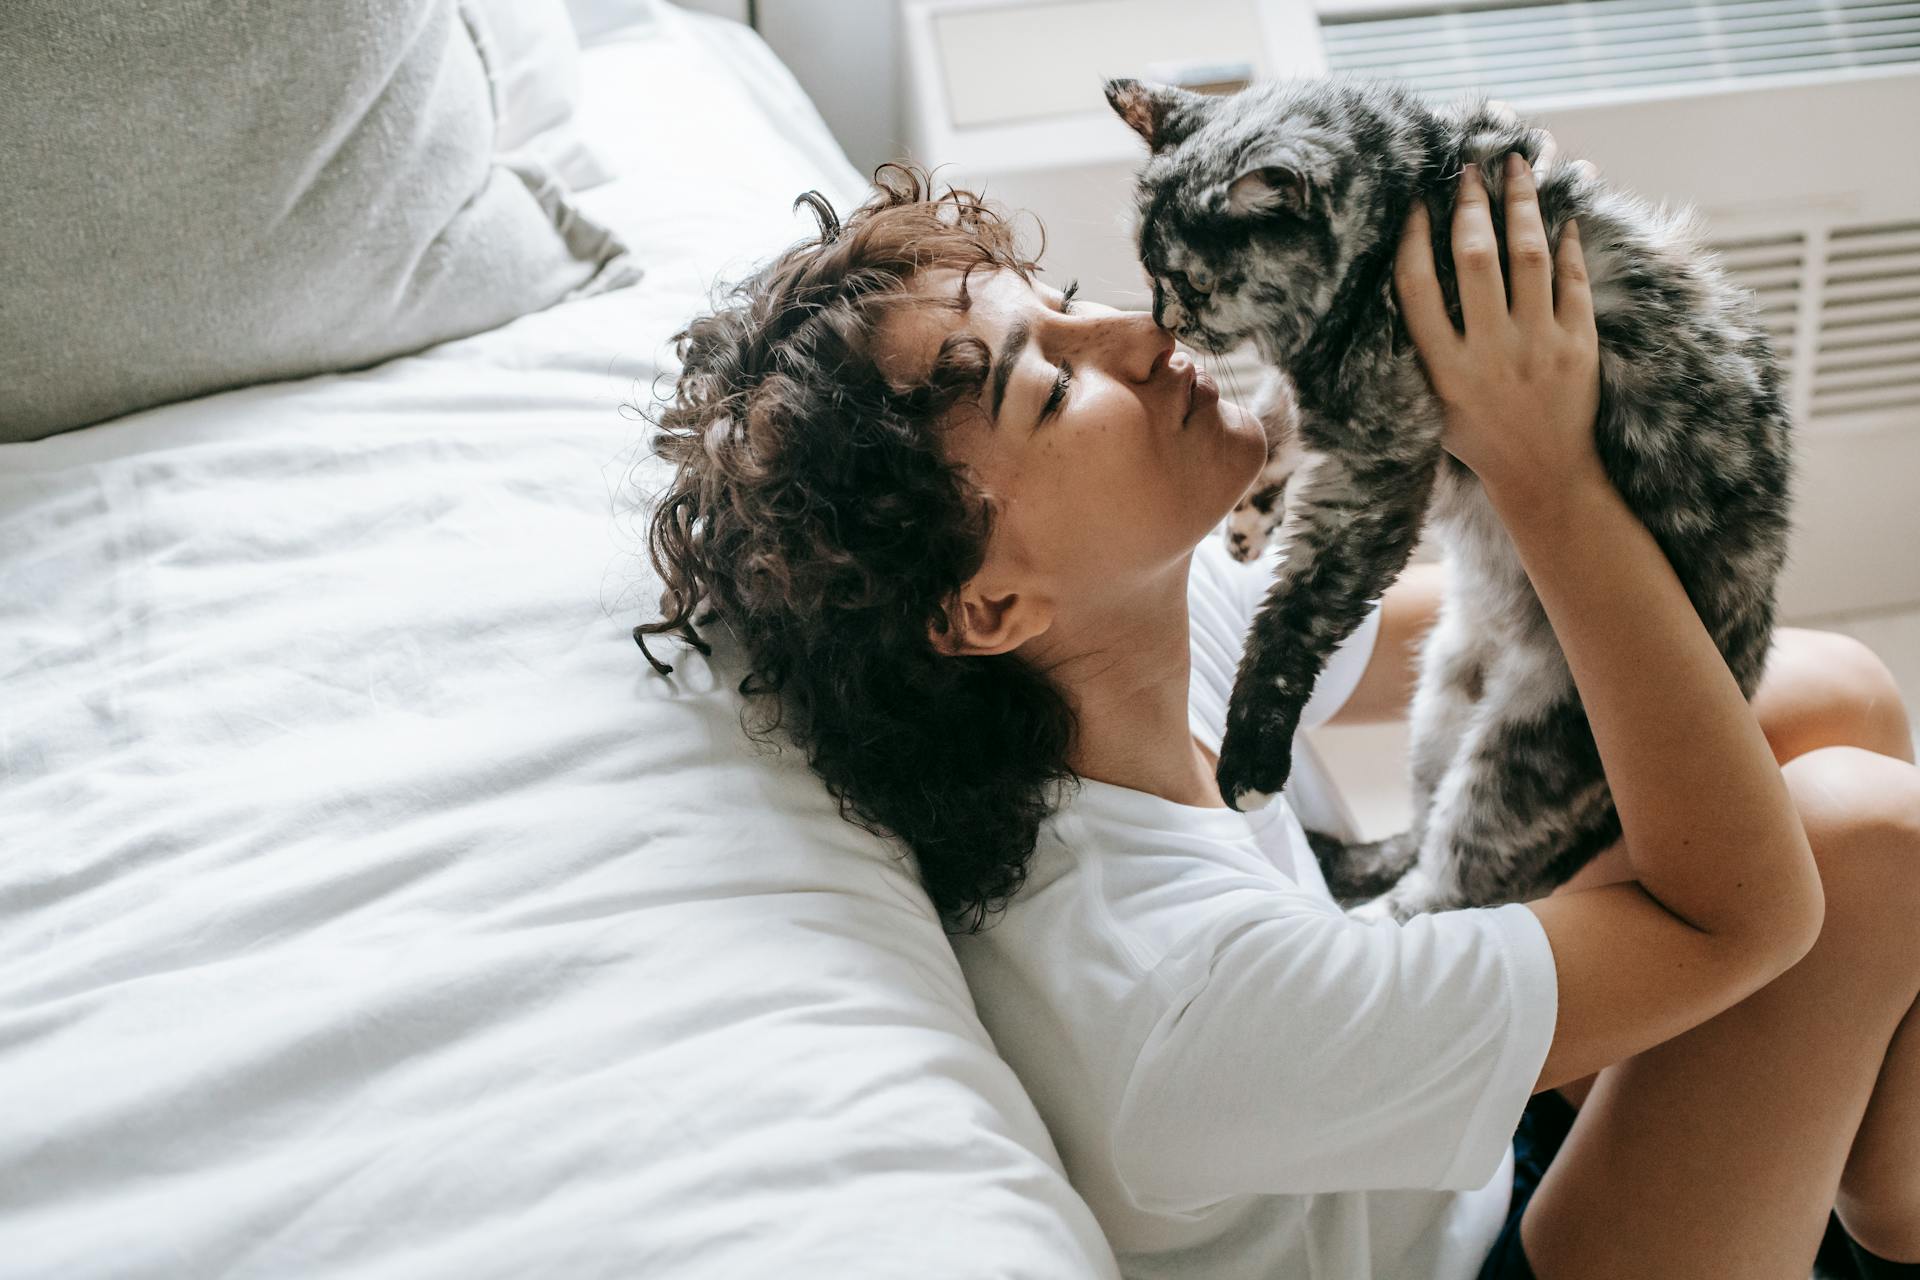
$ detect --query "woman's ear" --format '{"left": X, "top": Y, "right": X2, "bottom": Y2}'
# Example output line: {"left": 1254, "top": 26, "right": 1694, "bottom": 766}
{"left": 928, "top": 586, "right": 1054, "bottom": 657}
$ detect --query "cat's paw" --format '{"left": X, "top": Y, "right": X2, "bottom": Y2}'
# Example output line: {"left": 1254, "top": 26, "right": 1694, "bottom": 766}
{"left": 1377, "top": 889, "right": 1424, "bottom": 925}
{"left": 1374, "top": 868, "right": 1462, "bottom": 923}
{"left": 1215, "top": 700, "right": 1302, "bottom": 811}
{"left": 1225, "top": 504, "right": 1267, "bottom": 562}
{"left": 1225, "top": 475, "right": 1288, "bottom": 563}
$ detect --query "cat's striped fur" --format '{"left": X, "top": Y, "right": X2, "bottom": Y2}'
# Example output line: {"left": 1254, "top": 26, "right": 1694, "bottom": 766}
{"left": 1107, "top": 77, "right": 1794, "bottom": 920}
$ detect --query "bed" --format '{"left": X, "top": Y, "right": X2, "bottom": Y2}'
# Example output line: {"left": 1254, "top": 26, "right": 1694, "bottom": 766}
{"left": 0, "top": 5, "right": 1124, "bottom": 1275}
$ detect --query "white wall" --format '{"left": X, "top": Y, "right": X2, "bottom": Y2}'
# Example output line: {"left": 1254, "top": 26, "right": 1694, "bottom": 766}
{"left": 669, "top": 0, "right": 904, "bottom": 177}
{"left": 755, "top": 0, "right": 904, "bottom": 179}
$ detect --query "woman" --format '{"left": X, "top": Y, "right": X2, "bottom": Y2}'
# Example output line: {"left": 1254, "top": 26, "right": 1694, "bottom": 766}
{"left": 635, "top": 161, "right": 1920, "bottom": 1278}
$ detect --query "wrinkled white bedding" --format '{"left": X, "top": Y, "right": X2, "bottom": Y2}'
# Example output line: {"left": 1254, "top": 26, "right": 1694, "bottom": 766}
{"left": 0, "top": 7, "right": 1119, "bottom": 1276}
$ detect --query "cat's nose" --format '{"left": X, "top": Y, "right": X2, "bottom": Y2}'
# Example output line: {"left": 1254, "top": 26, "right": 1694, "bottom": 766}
{"left": 1152, "top": 280, "right": 1190, "bottom": 333}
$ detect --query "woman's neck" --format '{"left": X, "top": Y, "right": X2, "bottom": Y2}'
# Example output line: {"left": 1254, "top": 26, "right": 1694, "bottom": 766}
{"left": 1040, "top": 558, "right": 1227, "bottom": 810}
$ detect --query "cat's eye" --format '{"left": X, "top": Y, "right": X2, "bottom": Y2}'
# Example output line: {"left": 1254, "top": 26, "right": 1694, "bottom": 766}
{"left": 1188, "top": 265, "right": 1215, "bottom": 292}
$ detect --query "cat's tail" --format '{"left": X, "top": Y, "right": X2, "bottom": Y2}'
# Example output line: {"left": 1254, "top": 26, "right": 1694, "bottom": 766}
{"left": 1304, "top": 828, "right": 1421, "bottom": 908}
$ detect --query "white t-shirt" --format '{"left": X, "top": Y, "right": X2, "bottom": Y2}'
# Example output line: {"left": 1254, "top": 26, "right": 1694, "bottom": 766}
{"left": 949, "top": 538, "right": 1560, "bottom": 1280}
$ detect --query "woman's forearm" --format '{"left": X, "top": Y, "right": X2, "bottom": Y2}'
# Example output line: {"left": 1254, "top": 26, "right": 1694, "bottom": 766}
{"left": 1489, "top": 472, "right": 1822, "bottom": 953}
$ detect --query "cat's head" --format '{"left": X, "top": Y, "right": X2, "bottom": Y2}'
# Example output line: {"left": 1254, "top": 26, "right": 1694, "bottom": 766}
{"left": 1106, "top": 79, "right": 1365, "bottom": 361}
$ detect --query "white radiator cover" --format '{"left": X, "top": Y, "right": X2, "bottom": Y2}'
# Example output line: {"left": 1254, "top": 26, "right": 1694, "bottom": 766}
{"left": 903, "top": 0, "right": 1920, "bottom": 618}
{"left": 1319, "top": 0, "right": 1920, "bottom": 100}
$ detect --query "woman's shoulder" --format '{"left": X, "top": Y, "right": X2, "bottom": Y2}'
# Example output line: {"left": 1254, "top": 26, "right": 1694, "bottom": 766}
{"left": 1027, "top": 785, "right": 1343, "bottom": 979}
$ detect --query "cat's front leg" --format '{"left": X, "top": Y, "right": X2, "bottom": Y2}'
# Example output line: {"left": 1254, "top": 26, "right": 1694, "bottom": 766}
{"left": 1216, "top": 444, "right": 1440, "bottom": 810}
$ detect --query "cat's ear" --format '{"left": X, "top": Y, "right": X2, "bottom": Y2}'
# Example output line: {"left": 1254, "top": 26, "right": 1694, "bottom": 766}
{"left": 1222, "top": 135, "right": 1338, "bottom": 221}
{"left": 1105, "top": 78, "right": 1210, "bottom": 153}
{"left": 1226, "top": 164, "right": 1313, "bottom": 218}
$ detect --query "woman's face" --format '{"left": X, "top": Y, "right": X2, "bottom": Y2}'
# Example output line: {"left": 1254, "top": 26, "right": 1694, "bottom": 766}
{"left": 875, "top": 266, "right": 1268, "bottom": 654}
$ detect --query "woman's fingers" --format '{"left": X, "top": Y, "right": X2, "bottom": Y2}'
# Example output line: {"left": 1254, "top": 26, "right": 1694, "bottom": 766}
{"left": 1394, "top": 202, "right": 1459, "bottom": 361}
{"left": 1504, "top": 153, "right": 1555, "bottom": 327}
{"left": 1554, "top": 218, "right": 1596, "bottom": 337}
{"left": 1452, "top": 164, "right": 1509, "bottom": 337}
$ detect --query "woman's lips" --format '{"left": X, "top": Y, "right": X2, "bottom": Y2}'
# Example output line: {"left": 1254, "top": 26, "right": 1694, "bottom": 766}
{"left": 1181, "top": 362, "right": 1218, "bottom": 429}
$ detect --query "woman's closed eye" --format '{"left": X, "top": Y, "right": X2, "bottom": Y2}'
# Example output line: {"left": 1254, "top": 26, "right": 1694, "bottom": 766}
{"left": 1038, "top": 279, "right": 1081, "bottom": 428}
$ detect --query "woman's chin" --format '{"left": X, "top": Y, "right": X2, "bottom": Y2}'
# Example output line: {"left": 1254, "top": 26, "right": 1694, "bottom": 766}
{"left": 1218, "top": 398, "right": 1269, "bottom": 451}
{"left": 1206, "top": 399, "right": 1271, "bottom": 500}
{"left": 1218, "top": 397, "right": 1258, "bottom": 430}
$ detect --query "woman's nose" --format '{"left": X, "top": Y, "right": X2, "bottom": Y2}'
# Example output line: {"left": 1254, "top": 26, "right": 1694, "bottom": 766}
{"left": 1099, "top": 310, "right": 1175, "bottom": 385}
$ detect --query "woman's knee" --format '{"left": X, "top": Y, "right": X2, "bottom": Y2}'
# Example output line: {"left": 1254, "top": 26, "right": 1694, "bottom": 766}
{"left": 1550, "top": 749, "right": 1920, "bottom": 1117}
{"left": 1781, "top": 747, "right": 1920, "bottom": 970}
{"left": 1759, "top": 629, "right": 1914, "bottom": 764}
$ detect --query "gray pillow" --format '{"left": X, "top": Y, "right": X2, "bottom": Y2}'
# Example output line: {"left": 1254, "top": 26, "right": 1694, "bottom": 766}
{"left": 0, "top": 0, "right": 640, "bottom": 442}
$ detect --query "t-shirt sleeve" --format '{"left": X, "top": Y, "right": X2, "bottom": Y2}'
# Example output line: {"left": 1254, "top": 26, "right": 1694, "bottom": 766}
{"left": 1109, "top": 893, "right": 1558, "bottom": 1210}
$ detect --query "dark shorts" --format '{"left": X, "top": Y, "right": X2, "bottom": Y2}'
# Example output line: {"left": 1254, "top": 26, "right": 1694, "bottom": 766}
{"left": 1475, "top": 1088, "right": 1579, "bottom": 1280}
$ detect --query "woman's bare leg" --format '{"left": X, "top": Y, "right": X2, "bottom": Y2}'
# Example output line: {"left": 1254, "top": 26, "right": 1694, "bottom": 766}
{"left": 1554, "top": 625, "right": 1913, "bottom": 1113}
{"left": 1766, "top": 637, "right": 1920, "bottom": 1261}
{"left": 1840, "top": 998, "right": 1920, "bottom": 1261}
{"left": 1518, "top": 745, "right": 1920, "bottom": 1278}
{"left": 1751, "top": 627, "right": 1915, "bottom": 767}
{"left": 1818, "top": 639, "right": 1920, "bottom": 1260}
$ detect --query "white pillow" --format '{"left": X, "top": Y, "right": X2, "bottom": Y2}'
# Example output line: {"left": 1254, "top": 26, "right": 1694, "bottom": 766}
{"left": 563, "top": 0, "right": 671, "bottom": 45}
{"left": 0, "top": 0, "right": 638, "bottom": 442}
{"left": 464, "top": 0, "right": 614, "bottom": 190}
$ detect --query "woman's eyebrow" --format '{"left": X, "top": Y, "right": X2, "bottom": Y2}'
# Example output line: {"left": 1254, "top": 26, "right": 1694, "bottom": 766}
{"left": 987, "top": 316, "right": 1033, "bottom": 427}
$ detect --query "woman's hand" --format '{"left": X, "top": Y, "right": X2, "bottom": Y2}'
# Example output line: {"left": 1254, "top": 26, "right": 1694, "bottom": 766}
{"left": 1393, "top": 150, "right": 1604, "bottom": 514}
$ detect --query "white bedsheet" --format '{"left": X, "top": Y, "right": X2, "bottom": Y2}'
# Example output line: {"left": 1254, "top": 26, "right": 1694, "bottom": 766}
{"left": 0, "top": 7, "right": 1119, "bottom": 1276}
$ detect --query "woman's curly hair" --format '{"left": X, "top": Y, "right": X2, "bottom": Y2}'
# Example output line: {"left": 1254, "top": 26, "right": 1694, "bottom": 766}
{"left": 634, "top": 163, "right": 1078, "bottom": 934}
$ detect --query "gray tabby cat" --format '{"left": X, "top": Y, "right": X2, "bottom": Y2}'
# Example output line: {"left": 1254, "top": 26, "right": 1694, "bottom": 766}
{"left": 1106, "top": 78, "right": 1794, "bottom": 921}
